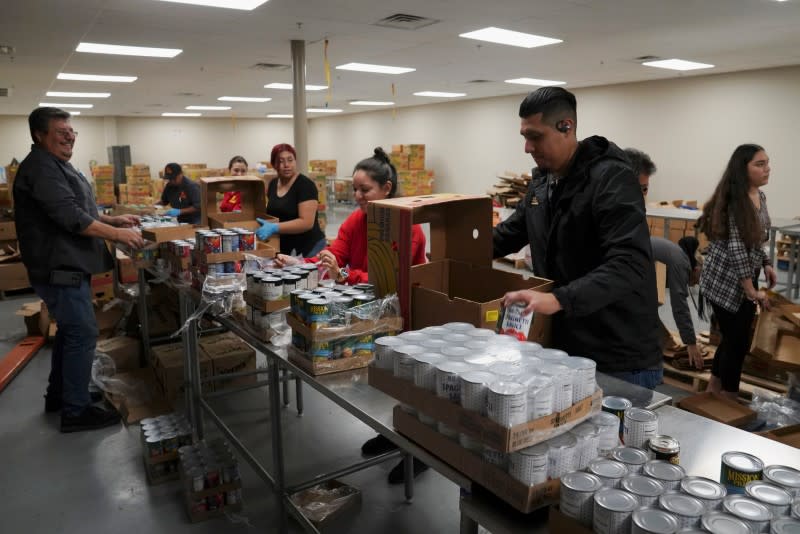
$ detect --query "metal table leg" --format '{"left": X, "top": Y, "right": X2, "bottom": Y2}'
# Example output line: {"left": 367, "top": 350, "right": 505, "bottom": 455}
{"left": 282, "top": 368, "right": 290, "bottom": 407}
{"left": 269, "top": 360, "right": 288, "bottom": 533}
{"left": 769, "top": 227, "right": 778, "bottom": 264}
{"left": 137, "top": 268, "right": 150, "bottom": 367}
{"left": 788, "top": 239, "right": 798, "bottom": 299}
{"left": 187, "top": 308, "right": 204, "bottom": 440}
{"left": 459, "top": 513, "right": 480, "bottom": 534}
{"left": 404, "top": 452, "right": 414, "bottom": 503}
{"left": 663, "top": 217, "right": 670, "bottom": 239}
{"left": 793, "top": 238, "right": 800, "bottom": 299}
{"left": 295, "top": 375, "right": 304, "bottom": 416}
{"left": 179, "top": 291, "right": 195, "bottom": 428}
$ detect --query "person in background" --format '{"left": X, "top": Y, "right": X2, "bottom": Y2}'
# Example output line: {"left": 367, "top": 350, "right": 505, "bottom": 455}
{"left": 258, "top": 143, "right": 326, "bottom": 257}
{"left": 493, "top": 87, "right": 662, "bottom": 389}
{"left": 698, "top": 144, "right": 775, "bottom": 400}
{"left": 14, "top": 106, "right": 145, "bottom": 432}
{"left": 219, "top": 155, "right": 247, "bottom": 213}
{"left": 158, "top": 163, "right": 201, "bottom": 224}
{"left": 626, "top": 147, "right": 704, "bottom": 370}
{"left": 275, "top": 147, "right": 428, "bottom": 483}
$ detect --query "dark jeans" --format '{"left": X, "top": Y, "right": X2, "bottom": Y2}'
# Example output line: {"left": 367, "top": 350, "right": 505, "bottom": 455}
{"left": 32, "top": 277, "right": 98, "bottom": 417}
{"left": 604, "top": 367, "right": 664, "bottom": 390}
{"left": 710, "top": 300, "right": 757, "bottom": 392}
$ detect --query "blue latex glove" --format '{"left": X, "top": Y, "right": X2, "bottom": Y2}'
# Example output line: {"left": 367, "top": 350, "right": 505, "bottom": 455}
{"left": 165, "top": 208, "right": 181, "bottom": 217}
{"left": 256, "top": 218, "right": 279, "bottom": 240}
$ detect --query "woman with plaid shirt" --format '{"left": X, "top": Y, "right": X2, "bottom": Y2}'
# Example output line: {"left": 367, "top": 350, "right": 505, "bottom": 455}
{"left": 698, "top": 144, "right": 776, "bottom": 400}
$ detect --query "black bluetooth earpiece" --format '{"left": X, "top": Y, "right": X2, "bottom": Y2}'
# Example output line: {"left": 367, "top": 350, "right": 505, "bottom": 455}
{"left": 556, "top": 121, "right": 570, "bottom": 133}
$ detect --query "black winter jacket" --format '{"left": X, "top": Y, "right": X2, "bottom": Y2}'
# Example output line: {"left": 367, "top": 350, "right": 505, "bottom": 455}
{"left": 493, "top": 136, "right": 661, "bottom": 372}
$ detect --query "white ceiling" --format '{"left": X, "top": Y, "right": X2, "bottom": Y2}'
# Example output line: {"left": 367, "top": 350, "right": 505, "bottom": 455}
{"left": 1, "top": 0, "right": 799, "bottom": 118}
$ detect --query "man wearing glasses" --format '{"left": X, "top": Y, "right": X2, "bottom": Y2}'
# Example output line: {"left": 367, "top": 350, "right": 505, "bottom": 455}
{"left": 14, "top": 107, "right": 144, "bottom": 432}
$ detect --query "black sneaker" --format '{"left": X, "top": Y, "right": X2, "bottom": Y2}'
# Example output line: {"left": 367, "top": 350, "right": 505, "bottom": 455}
{"left": 44, "top": 391, "right": 104, "bottom": 413}
{"left": 361, "top": 434, "right": 398, "bottom": 456}
{"left": 388, "top": 458, "right": 429, "bottom": 484}
{"left": 60, "top": 406, "right": 120, "bottom": 433}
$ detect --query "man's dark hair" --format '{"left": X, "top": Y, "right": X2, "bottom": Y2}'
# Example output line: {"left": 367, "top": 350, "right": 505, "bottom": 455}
{"left": 624, "top": 148, "right": 657, "bottom": 177}
{"left": 29, "top": 107, "right": 71, "bottom": 143}
{"left": 518, "top": 87, "right": 577, "bottom": 126}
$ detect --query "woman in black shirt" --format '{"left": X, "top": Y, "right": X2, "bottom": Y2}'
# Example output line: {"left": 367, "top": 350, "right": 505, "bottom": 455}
{"left": 257, "top": 143, "right": 326, "bottom": 257}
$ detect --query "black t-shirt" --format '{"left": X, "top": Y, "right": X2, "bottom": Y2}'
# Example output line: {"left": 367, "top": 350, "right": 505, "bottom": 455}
{"left": 161, "top": 178, "right": 201, "bottom": 224}
{"left": 266, "top": 173, "right": 324, "bottom": 256}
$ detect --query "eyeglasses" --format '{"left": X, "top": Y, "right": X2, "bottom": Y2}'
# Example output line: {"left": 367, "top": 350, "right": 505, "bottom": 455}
{"left": 53, "top": 128, "right": 78, "bottom": 138}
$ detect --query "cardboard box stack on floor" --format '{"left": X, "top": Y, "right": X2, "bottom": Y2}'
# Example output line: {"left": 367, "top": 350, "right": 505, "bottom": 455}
{"left": 309, "top": 160, "right": 335, "bottom": 232}
{"left": 91, "top": 164, "right": 116, "bottom": 205}
{"left": 487, "top": 172, "right": 531, "bottom": 208}
{"left": 198, "top": 332, "right": 257, "bottom": 392}
{"left": 0, "top": 162, "right": 18, "bottom": 208}
{"left": 121, "top": 164, "right": 156, "bottom": 206}
{"left": 390, "top": 144, "right": 435, "bottom": 196}
{"left": 0, "top": 216, "right": 30, "bottom": 292}
{"left": 748, "top": 291, "right": 800, "bottom": 379}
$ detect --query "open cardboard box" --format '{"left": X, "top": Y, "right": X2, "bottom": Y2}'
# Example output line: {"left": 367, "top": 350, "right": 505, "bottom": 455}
{"left": 757, "top": 424, "right": 800, "bottom": 448}
{"left": 198, "top": 332, "right": 257, "bottom": 391}
{"left": 200, "top": 241, "right": 276, "bottom": 264}
{"left": 288, "top": 346, "right": 374, "bottom": 376}
{"left": 677, "top": 391, "right": 757, "bottom": 427}
{"left": 244, "top": 290, "right": 290, "bottom": 313}
{"left": 773, "top": 330, "right": 800, "bottom": 371}
{"left": 394, "top": 406, "right": 560, "bottom": 513}
{"left": 370, "top": 366, "right": 601, "bottom": 452}
{"left": 367, "top": 194, "right": 553, "bottom": 341}
{"left": 0, "top": 218, "right": 16, "bottom": 240}
{"left": 140, "top": 224, "right": 205, "bottom": 244}
{"left": 200, "top": 176, "right": 279, "bottom": 251}
{"left": 548, "top": 506, "right": 593, "bottom": 534}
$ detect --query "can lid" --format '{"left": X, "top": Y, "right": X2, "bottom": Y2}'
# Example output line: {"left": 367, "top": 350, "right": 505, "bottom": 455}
{"left": 723, "top": 495, "right": 773, "bottom": 522}
{"left": 722, "top": 451, "right": 764, "bottom": 473}
{"left": 621, "top": 474, "right": 666, "bottom": 497}
{"left": 547, "top": 431, "right": 578, "bottom": 449}
{"left": 625, "top": 407, "right": 658, "bottom": 422}
{"left": 632, "top": 507, "right": 679, "bottom": 534}
{"left": 611, "top": 446, "right": 650, "bottom": 465}
{"left": 459, "top": 370, "right": 497, "bottom": 385}
{"left": 560, "top": 471, "right": 603, "bottom": 492}
{"left": 594, "top": 488, "right": 639, "bottom": 512}
{"left": 412, "top": 353, "right": 446, "bottom": 366}
{"left": 518, "top": 442, "right": 550, "bottom": 457}
{"left": 435, "top": 360, "right": 473, "bottom": 374}
{"left": 538, "top": 348, "right": 569, "bottom": 360}
{"left": 464, "top": 354, "right": 497, "bottom": 366}
{"left": 771, "top": 518, "right": 800, "bottom": 534}
{"left": 422, "top": 338, "right": 448, "bottom": 349}
{"left": 442, "top": 322, "right": 474, "bottom": 332}
{"left": 374, "top": 335, "right": 405, "bottom": 347}
{"left": 587, "top": 458, "right": 629, "bottom": 479}
{"left": 469, "top": 328, "right": 496, "bottom": 338}
{"left": 701, "top": 511, "right": 755, "bottom": 534}
{"left": 659, "top": 491, "right": 705, "bottom": 517}
{"left": 440, "top": 346, "right": 471, "bottom": 359}
{"left": 648, "top": 435, "right": 680, "bottom": 453}
{"left": 644, "top": 459, "right": 686, "bottom": 481}
{"left": 602, "top": 396, "right": 633, "bottom": 410}
{"left": 764, "top": 465, "right": 800, "bottom": 488}
{"left": 591, "top": 411, "right": 621, "bottom": 427}
{"left": 487, "top": 380, "right": 526, "bottom": 396}
{"left": 681, "top": 476, "right": 727, "bottom": 500}
{"left": 443, "top": 333, "right": 471, "bottom": 343}
{"left": 308, "top": 298, "right": 329, "bottom": 305}
{"left": 745, "top": 481, "right": 792, "bottom": 506}
{"left": 571, "top": 422, "right": 600, "bottom": 438}
{"left": 396, "top": 344, "right": 426, "bottom": 357}
{"left": 562, "top": 356, "right": 596, "bottom": 371}
{"left": 420, "top": 326, "right": 449, "bottom": 336}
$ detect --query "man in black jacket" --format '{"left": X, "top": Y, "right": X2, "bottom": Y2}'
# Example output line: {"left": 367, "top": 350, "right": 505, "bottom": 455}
{"left": 493, "top": 88, "right": 662, "bottom": 388}
{"left": 14, "top": 107, "right": 144, "bottom": 432}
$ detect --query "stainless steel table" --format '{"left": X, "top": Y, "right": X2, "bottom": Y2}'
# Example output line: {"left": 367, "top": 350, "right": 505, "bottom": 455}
{"left": 458, "top": 405, "right": 800, "bottom": 534}
{"left": 778, "top": 225, "right": 800, "bottom": 299}
{"left": 646, "top": 207, "right": 702, "bottom": 239}
{"left": 596, "top": 372, "right": 671, "bottom": 410}
{"left": 767, "top": 217, "right": 800, "bottom": 265}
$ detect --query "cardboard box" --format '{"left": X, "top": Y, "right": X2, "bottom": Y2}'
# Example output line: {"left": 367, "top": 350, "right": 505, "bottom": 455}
{"left": 757, "top": 424, "right": 800, "bottom": 448}
{"left": 16, "top": 300, "right": 52, "bottom": 337}
{"left": 773, "top": 331, "right": 800, "bottom": 371}
{"left": 91, "top": 271, "right": 114, "bottom": 301}
{"left": 370, "top": 366, "right": 601, "bottom": 452}
{"left": 244, "top": 290, "right": 290, "bottom": 313}
{"left": 548, "top": 506, "right": 593, "bottom": 534}
{"left": 394, "top": 406, "right": 560, "bottom": 513}
{"left": 201, "top": 241, "right": 276, "bottom": 265}
{"left": 656, "top": 261, "right": 667, "bottom": 306}
{"left": 95, "top": 302, "right": 126, "bottom": 337}
{"left": 141, "top": 224, "right": 205, "bottom": 244}
{"left": 198, "top": 332, "right": 257, "bottom": 390}
{"left": 206, "top": 212, "right": 280, "bottom": 253}
{"left": 288, "top": 347, "right": 374, "bottom": 376}
{"left": 116, "top": 249, "right": 138, "bottom": 284}
{"left": 152, "top": 342, "right": 213, "bottom": 400}
{"left": 0, "top": 261, "right": 29, "bottom": 290}
{"left": 103, "top": 367, "right": 173, "bottom": 424}
{"left": 677, "top": 392, "right": 757, "bottom": 427}
{"left": 0, "top": 218, "right": 16, "bottom": 240}
{"left": 96, "top": 336, "right": 141, "bottom": 371}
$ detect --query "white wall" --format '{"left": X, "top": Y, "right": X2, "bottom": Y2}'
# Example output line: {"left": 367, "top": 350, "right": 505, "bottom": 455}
{"left": 2, "top": 65, "right": 798, "bottom": 216}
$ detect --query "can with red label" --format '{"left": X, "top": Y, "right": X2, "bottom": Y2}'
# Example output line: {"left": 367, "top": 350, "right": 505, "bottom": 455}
{"left": 203, "top": 233, "right": 222, "bottom": 254}
{"left": 238, "top": 230, "right": 255, "bottom": 251}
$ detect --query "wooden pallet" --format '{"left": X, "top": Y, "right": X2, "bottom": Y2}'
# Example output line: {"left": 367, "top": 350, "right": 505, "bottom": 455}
{"left": 662, "top": 363, "right": 788, "bottom": 401}
{"left": 495, "top": 257, "right": 528, "bottom": 270}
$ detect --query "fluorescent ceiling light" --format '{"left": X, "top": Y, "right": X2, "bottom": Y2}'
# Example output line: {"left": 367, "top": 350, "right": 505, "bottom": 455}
{"left": 76, "top": 42, "right": 182, "bottom": 58}
{"left": 349, "top": 101, "right": 395, "bottom": 106}
{"left": 267, "top": 114, "right": 293, "bottom": 118}
{"left": 642, "top": 58, "right": 714, "bottom": 71}
{"left": 459, "top": 27, "right": 562, "bottom": 49}
{"left": 336, "top": 63, "right": 415, "bottom": 75}
{"left": 185, "top": 105, "right": 231, "bottom": 110}
{"left": 306, "top": 108, "right": 343, "bottom": 113}
{"left": 162, "top": 112, "right": 202, "bottom": 117}
{"left": 58, "top": 73, "right": 137, "bottom": 83}
{"left": 46, "top": 91, "right": 111, "bottom": 98}
{"left": 264, "top": 82, "right": 328, "bottom": 91}
{"left": 218, "top": 96, "right": 272, "bottom": 102}
{"left": 413, "top": 91, "right": 466, "bottom": 98}
{"left": 39, "top": 102, "right": 94, "bottom": 109}
{"left": 69, "top": 112, "right": 81, "bottom": 116}
{"left": 504, "top": 78, "right": 566, "bottom": 86}
{"left": 156, "top": 0, "right": 269, "bottom": 10}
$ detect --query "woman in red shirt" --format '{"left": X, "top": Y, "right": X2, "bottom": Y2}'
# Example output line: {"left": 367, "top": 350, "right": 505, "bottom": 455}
{"left": 219, "top": 155, "right": 247, "bottom": 212}
{"left": 275, "top": 147, "right": 427, "bottom": 285}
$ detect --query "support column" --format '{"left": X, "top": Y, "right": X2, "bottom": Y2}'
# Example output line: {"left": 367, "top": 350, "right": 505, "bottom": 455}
{"left": 291, "top": 39, "right": 308, "bottom": 172}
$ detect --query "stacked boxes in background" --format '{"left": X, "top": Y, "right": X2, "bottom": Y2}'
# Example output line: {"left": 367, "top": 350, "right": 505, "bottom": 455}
{"left": 198, "top": 332, "right": 257, "bottom": 392}
{"left": 123, "top": 164, "right": 156, "bottom": 205}
{"left": 390, "top": 144, "right": 435, "bottom": 196}
{"left": 309, "top": 160, "right": 337, "bottom": 177}
{"left": 309, "top": 159, "right": 336, "bottom": 233}
{"left": 92, "top": 164, "right": 116, "bottom": 205}
{"left": 0, "top": 162, "right": 18, "bottom": 207}
{"left": 0, "top": 217, "right": 30, "bottom": 291}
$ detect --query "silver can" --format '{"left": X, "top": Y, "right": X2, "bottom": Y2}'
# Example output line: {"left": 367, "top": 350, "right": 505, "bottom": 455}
{"left": 644, "top": 460, "right": 687, "bottom": 492}
{"left": 413, "top": 353, "right": 447, "bottom": 392}
{"left": 547, "top": 431, "right": 578, "bottom": 479}
{"left": 593, "top": 411, "right": 622, "bottom": 456}
{"left": 435, "top": 361, "right": 474, "bottom": 402}
{"left": 721, "top": 452, "right": 765, "bottom": 495}
{"left": 681, "top": 476, "right": 727, "bottom": 511}
{"left": 659, "top": 491, "right": 705, "bottom": 529}
{"left": 722, "top": 494, "right": 773, "bottom": 533}
{"left": 486, "top": 381, "right": 527, "bottom": 427}
{"left": 560, "top": 470, "right": 604, "bottom": 527}
{"left": 631, "top": 507, "right": 680, "bottom": 534}
{"left": 459, "top": 370, "right": 496, "bottom": 414}
{"left": 562, "top": 356, "right": 597, "bottom": 404}
{"left": 764, "top": 465, "right": 800, "bottom": 498}
{"left": 570, "top": 422, "right": 601, "bottom": 470}
{"left": 611, "top": 446, "right": 650, "bottom": 475}
{"left": 519, "top": 373, "right": 555, "bottom": 419}
{"left": 593, "top": 488, "right": 639, "bottom": 534}
{"left": 745, "top": 481, "right": 792, "bottom": 519}
{"left": 393, "top": 345, "right": 425, "bottom": 381}
{"left": 539, "top": 363, "right": 574, "bottom": 412}
{"left": 771, "top": 518, "right": 800, "bottom": 534}
{"left": 701, "top": 511, "right": 755, "bottom": 534}
{"left": 373, "top": 335, "right": 405, "bottom": 370}
{"left": 622, "top": 474, "right": 667, "bottom": 507}
{"left": 587, "top": 458, "right": 629, "bottom": 488}
{"left": 458, "top": 432, "right": 483, "bottom": 454}
{"left": 482, "top": 445, "right": 508, "bottom": 470}
{"left": 623, "top": 407, "right": 659, "bottom": 449}
{"left": 508, "top": 442, "right": 549, "bottom": 486}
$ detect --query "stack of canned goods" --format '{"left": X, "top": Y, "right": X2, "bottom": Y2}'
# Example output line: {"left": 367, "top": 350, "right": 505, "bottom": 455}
{"left": 179, "top": 438, "right": 242, "bottom": 514}
{"left": 246, "top": 264, "right": 325, "bottom": 303}
{"left": 140, "top": 413, "right": 193, "bottom": 477}
{"left": 140, "top": 215, "right": 180, "bottom": 227}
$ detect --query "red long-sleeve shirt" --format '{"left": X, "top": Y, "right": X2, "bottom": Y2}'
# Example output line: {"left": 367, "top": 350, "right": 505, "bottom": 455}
{"left": 308, "top": 208, "right": 427, "bottom": 284}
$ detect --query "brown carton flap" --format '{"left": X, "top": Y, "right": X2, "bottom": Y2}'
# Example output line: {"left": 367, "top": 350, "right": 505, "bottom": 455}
{"left": 140, "top": 225, "right": 205, "bottom": 244}
{"left": 289, "top": 347, "right": 373, "bottom": 376}
{"left": 677, "top": 392, "right": 757, "bottom": 427}
{"left": 773, "top": 330, "right": 800, "bottom": 371}
{"left": 287, "top": 313, "right": 403, "bottom": 343}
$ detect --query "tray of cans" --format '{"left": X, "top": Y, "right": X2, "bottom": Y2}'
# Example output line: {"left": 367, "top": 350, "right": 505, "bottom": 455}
{"left": 179, "top": 438, "right": 243, "bottom": 523}
{"left": 140, "top": 222, "right": 202, "bottom": 244}
{"left": 140, "top": 413, "right": 194, "bottom": 485}
{"left": 195, "top": 227, "right": 275, "bottom": 265}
